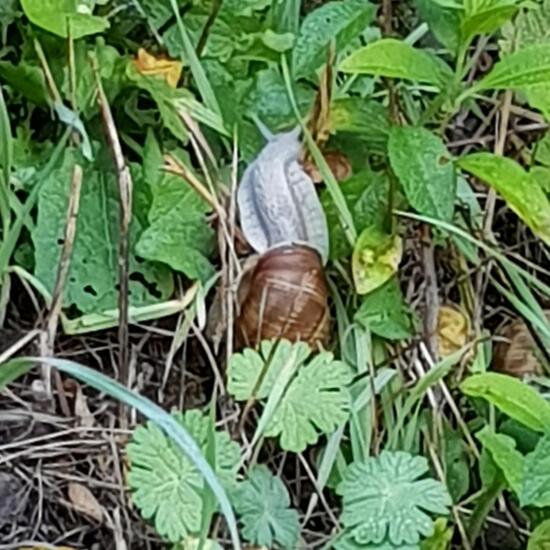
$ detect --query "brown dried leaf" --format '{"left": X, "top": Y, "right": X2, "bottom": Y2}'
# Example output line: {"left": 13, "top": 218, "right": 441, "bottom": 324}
{"left": 437, "top": 305, "right": 470, "bottom": 358}
{"left": 63, "top": 378, "right": 95, "bottom": 428}
{"left": 133, "top": 48, "right": 183, "bottom": 88}
{"left": 68, "top": 482, "right": 104, "bottom": 523}
{"left": 74, "top": 385, "right": 95, "bottom": 428}
{"left": 492, "top": 311, "right": 550, "bottom": 378}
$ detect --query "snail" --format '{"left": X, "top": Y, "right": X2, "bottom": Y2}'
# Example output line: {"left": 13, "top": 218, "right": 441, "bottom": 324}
{"left": 236, "top": 122, "right": 331, "bottom": 349}
{"left": 492, "top": 310, "right": 550, "bottom": 379}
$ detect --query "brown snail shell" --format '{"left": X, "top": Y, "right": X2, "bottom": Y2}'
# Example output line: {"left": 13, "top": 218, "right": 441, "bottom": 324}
{"left": 236, "top": 244, "right": 330, "bottom": 349}
{"left": 492, "top": 310, "right": 550, "bottom": 378}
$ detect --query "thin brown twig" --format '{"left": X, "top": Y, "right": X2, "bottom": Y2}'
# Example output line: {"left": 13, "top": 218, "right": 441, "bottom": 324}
{"left": 421, "top": 224, "right": 440, "bottom": 361}
{"left": 42, "top": 164, "right": 83, "bottom": 417}
{"left": 93, "top": 58, "right": 133, "bottom": 407}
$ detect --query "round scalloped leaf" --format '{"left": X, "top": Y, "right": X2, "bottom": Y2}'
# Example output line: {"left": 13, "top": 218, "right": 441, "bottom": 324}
{"left": 233, "top": 465, "right": 300, "bottom": 549}
{"left": 127, "top": 410, "right": 240, "bottom": 542}
{"left": 337, "top": 451, "right": 451, "bottom": 546}
{"left": 264, "top": 351, "right": 352, "bottom": 452}
{"left": 227, "top": 339, "right": 311, "bottom": 401}
{"left": 334, "top": 530, "right": 419, "bottom": 549}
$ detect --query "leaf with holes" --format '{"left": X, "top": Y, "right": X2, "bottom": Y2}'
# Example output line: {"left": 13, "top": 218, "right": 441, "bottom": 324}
{"left": 292, "top": 0, "right": 376, "bottom": 79}
{"left": 228, "top": 340, "right": 352, "bottom": 452}
{"left": 233, "top": 465, "right": 300, "bottom": 549}
{"left": 32, "top": 150, "right": 173, "bottom": 315}
{"left": 21, "top": 0, "right": 109, "bottom": 38}
{"left": 352, "top": 225, "right": 403, "bottom": 295}
{"left": 389, "top": 126, "right": 456, "bottom": 221}
{"left": 127, "top": 409, "right": 240, "bottom": 543}
{"left": 458, "top": 153, "right": 550, "bottom": 246}
{"left": 460, "top": 373, "right": 550, "bottom": 432}
{"left": 337, "top": 451, "right": 451, "bottom": 546}
{"left": 340, "top": 38, "right": 453, "bottom": 88}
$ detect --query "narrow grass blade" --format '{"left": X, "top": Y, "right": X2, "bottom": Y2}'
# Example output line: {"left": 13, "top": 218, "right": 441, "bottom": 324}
{"left": 0, "top": 85, "right": 12, "bottom": 183}
{"left": 169, "top": 0, "right": 222, "bottom": 119}
{"left": 0, "top": 357, "right": 241, "bottom": 550}
{"left": 396, "top": 210, "right": 550, "bottom": 299}
{"left": 281, "top": 55, "right": 357, "bottom": 246}
{"left": 0, "top": 85, "right": 13, "bottom": 234}
{"left": 0, "top": 128, "right": 71, "bottom": 274}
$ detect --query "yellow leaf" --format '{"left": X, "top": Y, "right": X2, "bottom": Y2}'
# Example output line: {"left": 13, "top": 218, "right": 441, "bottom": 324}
{"left": 133, "top": 48, "right": 183, "bottom": 88}
{"left": 352, "top": 225, "right": 402, "bottom": 295}
{"left": 437, "top": 304, "right": 469, "bottom": 358}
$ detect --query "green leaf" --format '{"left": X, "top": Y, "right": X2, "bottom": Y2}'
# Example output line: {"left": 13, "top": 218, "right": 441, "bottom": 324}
{"left": 505, "top": 0, "right": 550, "bottom": 118}
{"left": 420, "top": 518, "right": 453, "bottom": 550}
{"left": 337, "top": 451, "right": 452, "bottom": 546}
{"left": 65, "top": 39, "right": 122, "bottom": 119}
{"left": 163, "top": 13, "right": 234, "bottom": 62}
{"left": 535, "top": 131, "right": 550, "bottom": 168}
{"left": 126, "top": 64, "right": 189, "bottom": 143}
{"left": 522, "top": 434, "right": 550, "bottom": 507}
{"left": 476, "top": 427, "right": 524, "bottom": 495}
{"left": 269, "top": 0, "right": 300, "bottom": 34}
{"left": 528, "top": 519, "right": 550, "bottom": 549}
{"left": 127, "top": 409, "right": 240, "bottom": 542}
{"left": 334, "top": 532, "right": 418, "bottom": 549}
{"left": 0, "top": 0, "right": 20, "bottom": 31}
{"left": 233, "top": 465, "right": 300, "bottom": 549}
{"left": 330, "top": 98, "right": 391, "bottom": 154}
{"left": 461, "top": 0, "right": 520, "bottom": 46}
{"left": 477, "top": 43, "right": 550, "bottom": 91}
{"left": 443, "top": 423, "right": 470, "bottom": 502}
{"left": 416, "top": 0, "right": 460, "bottom": 53}
{"left": 227, "top": 340, "right": 311, "bottom": 400}
{"left": 0, "top": 61, "right": 48, "bottom": 106}
{"left": 167, "top": 0, "right": 222, "bottom": 118}
{"left": 513, "top": 0, "right": 550, "bottom": 48}
{"left": 264, "top": 353, "right": 352, "bottom": 452}
{"left": 460, "top": 373, "right": 550, "bottom": 432}
{"left": 322, "top": 170, "right": 390, "bottom": 259}
{"left": 339, "top": 38, "right": 453, "bottom": 88}
{"left": 32, "top": 150, "right": 173, "bottom": 314}
{"left": 352, "top": 226, "right": 403, "bottom": 295}
{"left": 21, "top": 0, "right": 109, "bottom": 38}
{"left": 239, "top": 67, "right": 314, "bottom": 160}
{"left": 458, "top": 152, "right": 550, "bottom": 246}
{"left": 292, "top": 0, "right": 376, "bottom": 79}
{"left": 389, "top": 126, "right": 456, "bottom": 221}
{"left": 0, "top": 357, "right": 241, "bottom": 550}
{"left": 355, "top": 278, "right": 416, "bottom": 340}
{"left": 136, "top": 171, "right": 215, "bottom": 282}
{"left": 228, "top": 341, "right": 352, "bottom": 452}
{"left": 140, "top": 0, "right": 173, "bottom": 29}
